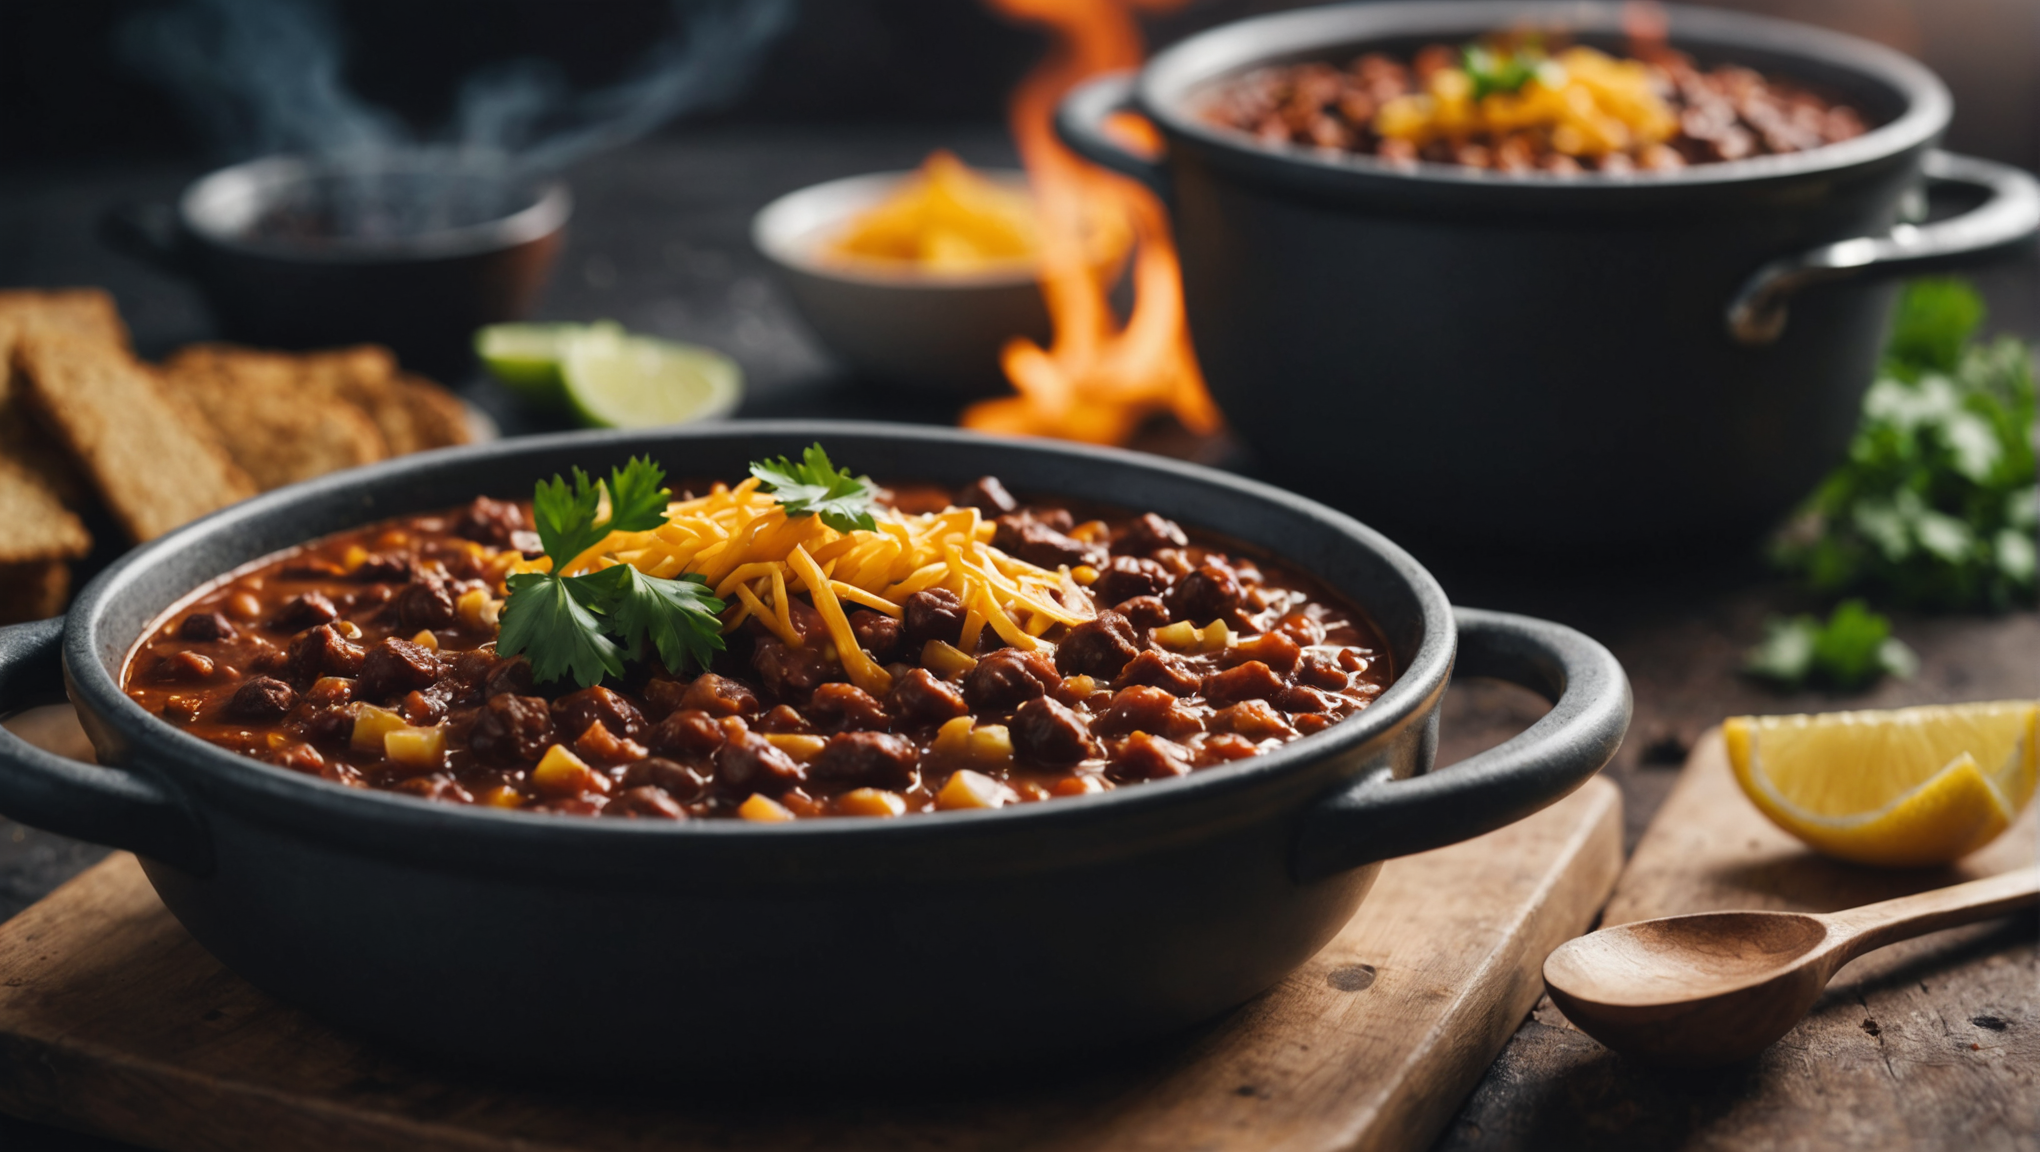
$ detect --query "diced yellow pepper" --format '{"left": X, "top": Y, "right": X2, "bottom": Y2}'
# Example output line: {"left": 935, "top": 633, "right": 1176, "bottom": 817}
{"left": 1063, "top": 674, "right": 1098, "bottom": 697}
{"left": 351, "top": 705, "right": 407, "bottom": 753}
{"left": 738, "top": 793, "right": 796, "bottom": 822}
{"left": 763, "top": 733, "right": 828, "bottom": 763}
{"left": 334, "top": 620, "right": 363, "bottom": 639}
{"left": 384, "top": 724, "right": 447, "bottom": 770}
{"left": 967, "top": 724, "right": 1013, "bottom": 765}
{"left": 932, "top": 715, "right": 974, "bottom": 756}
{"left": 1071, "top": 565, "right": 1099, "bottom": 586}
{"left": 1151, "top": 620, "right": 1200, "bottom": 651}
{"left": 341, "top": 544, "right": 369, "bottom": 573}
{"left": 838, "top": 788, "right": 907, "bottom": 817}
{"left": 410, "top": 629, "right": 439, "bottom": 650}
{"left": 936, "top": 768, "right": 1014, "bottom": 810}
{"left": 532, "top": 744, "right": 609, "bottom": 796}
{"left": 456, "top": 588, "right": 492, "bottom": 629}
{"left": 477, "top": 785, "right": 524, "bottom": 809}
{"left": 922, "top": 639, "right": 978, "bottom": 678}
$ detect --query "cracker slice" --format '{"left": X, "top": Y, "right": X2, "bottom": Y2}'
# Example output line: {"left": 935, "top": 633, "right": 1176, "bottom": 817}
{"left": 0, "top": 451, "right": 91, "bottom": 565}
{"left": 15, "top": 331, "right": 256, "bottom": 542}
{"left": 0, "top": 289, "right": 131, "bottom": 508}
{"left": 157, "top": 347, "right": 389, "bottom": 490}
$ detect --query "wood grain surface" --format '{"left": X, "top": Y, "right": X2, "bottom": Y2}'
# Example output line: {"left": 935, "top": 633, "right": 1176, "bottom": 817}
{"left": 0, "top": 778, "right": 1621, "bottom": 1152}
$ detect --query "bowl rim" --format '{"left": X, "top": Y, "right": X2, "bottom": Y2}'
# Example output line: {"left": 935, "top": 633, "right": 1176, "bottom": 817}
{"left": 753, "top": 169, "right": 1115, "bottom": 290}
{"left": 180, "top": 148, "right": 574, "bottom": 263}
{"left": 1138, "top": 0, "right": 1950, "bottom": 195}
{"left": 69, "top": 422, "right": 1456, "bottom": 866}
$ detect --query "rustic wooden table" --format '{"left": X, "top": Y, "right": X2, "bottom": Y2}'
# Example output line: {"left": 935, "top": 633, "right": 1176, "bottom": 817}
{"left": 1, "top": 128, "right": 2034, "bottom": 1151}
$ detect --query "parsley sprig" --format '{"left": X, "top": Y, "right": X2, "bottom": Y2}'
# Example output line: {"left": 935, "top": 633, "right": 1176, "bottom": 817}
{"left": 751, "top": 443, "right": 879, "bottom": 532}
{"left": 496, "top": 457, "right": 725, "bottom": 688}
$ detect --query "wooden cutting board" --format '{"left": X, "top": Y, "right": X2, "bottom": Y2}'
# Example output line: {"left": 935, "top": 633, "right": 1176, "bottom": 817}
{"left": 0, "top": 777, "right": 1620, "bottom": 1152}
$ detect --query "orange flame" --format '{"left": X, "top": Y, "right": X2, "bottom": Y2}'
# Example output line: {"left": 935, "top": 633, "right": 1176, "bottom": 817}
{"left": 964, "top": 0, "right": 1223, "bottom": 446}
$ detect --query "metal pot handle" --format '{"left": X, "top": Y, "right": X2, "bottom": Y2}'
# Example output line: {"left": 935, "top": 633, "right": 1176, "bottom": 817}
{"left": 1727, "top": 150, "right": 2040, "bottom": 346}
{"left": 1055, "top": 71, "right": 1170, "bottom": 196}
{"left": 1293, "top": 608, "right": 1630, "bottom": 881}
{"left": 0, "top": 619, "right": 212, "bottom": 875}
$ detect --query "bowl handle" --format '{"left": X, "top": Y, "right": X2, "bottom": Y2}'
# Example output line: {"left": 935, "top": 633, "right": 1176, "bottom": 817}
{"left": 1055, "top": 72, "right": 1170, "bottom": 196}
{"left": 1292, "top": 608, "right": 1630, "bottom": 882}
{"left": 1727, "top": 150, "right": 2040, "bottom": 346}
{"left": 0, "top": 619, "right": 213, "bottom": 876}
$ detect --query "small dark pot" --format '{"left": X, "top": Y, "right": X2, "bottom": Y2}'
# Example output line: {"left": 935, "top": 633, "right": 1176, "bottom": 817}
{"left": 1057, "top": 2, "right": 2040, "bottom": 554}
{"left": 0, "top": 424, "right": 1629, "bottom": 1075}
{"left": 101, "top": 150, "right": 569, "bottom": 380}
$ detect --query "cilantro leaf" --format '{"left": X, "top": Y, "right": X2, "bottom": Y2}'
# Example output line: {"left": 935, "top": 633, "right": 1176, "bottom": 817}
{"left": 496, "top": 571, "right": 626, "bottom": 688}
{"left": 751, "top": 443, "right": 878, "bottom": 533}
{"left": 531, "top": 468, "right": 609, "bottom": 570}
{"left": 1743, "top": 600, "right": 1917, "bottom": 691}
{"left": 603, "top": 456, "right": 673, "bottom": 535}
{"left": 601, "top": 566, "right": 727, "bottom": 673}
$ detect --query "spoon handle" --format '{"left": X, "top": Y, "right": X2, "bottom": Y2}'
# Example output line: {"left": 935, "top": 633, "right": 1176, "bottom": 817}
{"left": 1824, "top": 868, "right": 2040, "bottom": 958}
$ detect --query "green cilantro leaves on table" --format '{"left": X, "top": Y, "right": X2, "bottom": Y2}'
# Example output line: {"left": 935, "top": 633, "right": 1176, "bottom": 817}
{"left": 1743, "top": 600, "right": 1919, "bottom": 691}
{"left": 496, "top": 456, "right": 725, "bottom": 688}
{"left": 1770, "top": 278, "right": 2038, "bottom": 611}
{"left": 751, "top": 443, "right": 879, "bottom": 532}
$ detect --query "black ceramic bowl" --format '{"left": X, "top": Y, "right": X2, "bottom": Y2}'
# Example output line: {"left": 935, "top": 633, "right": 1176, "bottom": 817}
{"left": 0, "top": 423, "right": 1628, "bottom": 1075}
{"left": 1057, "top": 1, "right": 2040, "bottom": 554}
{"left": 101, "top": 148, "right": 569, "bottom": 380}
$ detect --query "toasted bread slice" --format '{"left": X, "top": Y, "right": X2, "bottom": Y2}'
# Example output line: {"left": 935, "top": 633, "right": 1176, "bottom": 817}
{"left": 0, "top": 559, "right": 70, "bottom": 624}
{"left": 0, "top": 451, "right": 91, "bottom": 565}
{"left": 395, "top": 372, "right": 475, "bottom": 450}
{"left": 16, "top": 331, "right": 255, "bottom": 541}
{"left": 158, "top": 346, "right": 388, "bottom": 490}
{"left": 0, "top": 289, "right": 131, "bottom": 507}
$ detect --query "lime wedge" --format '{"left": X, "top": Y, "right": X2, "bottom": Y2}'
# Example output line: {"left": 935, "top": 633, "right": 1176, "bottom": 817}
{"left": 561, "top": 332, "right": 743, "bottom": 429}
{"left": 476, "top": 321, "right": 624, "bottom": 408}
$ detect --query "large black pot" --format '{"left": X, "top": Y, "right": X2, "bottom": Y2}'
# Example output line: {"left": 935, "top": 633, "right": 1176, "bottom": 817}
{"left": 1057, "top": 2, "right": 2040, "bottom": 554}
{"left": 101, "top": 149, "right": 568, "bottom": 380}
{"left": 0, "top": 424, "right": 1628, "bottom": 1074}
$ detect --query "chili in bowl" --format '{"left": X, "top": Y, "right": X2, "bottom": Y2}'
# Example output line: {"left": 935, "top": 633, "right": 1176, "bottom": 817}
{"left": 0, "top": 423, "right": 1628, "bottom": 1075}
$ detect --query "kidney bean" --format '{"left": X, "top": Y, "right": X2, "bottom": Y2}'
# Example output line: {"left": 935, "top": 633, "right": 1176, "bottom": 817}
{"left": 810, "top": 731, "right": 919, "bottom": 790}
{"left": 299, "top": 705, "right": 355, "bottom": 747}
{"left": 758, "top": 704, "right": 811, "bottom": 734}
{"left": 1112, "top": 596, "right": 1168, "bottom": 632}
{"left": 285, "top": 624, "right": 366, "bottom": 684}
{"left": 449, "top": 496, "right": 529, "bottom": 548}
{"left": 679, "top": 672, "right": 760, "bottom": 717}
{"left": 715, "top": 731, "right": 805, "bottom": 795}
{"left": 808, "top": 682, "right": 890, "bottom": 732}
{"left": 848, "top": 610, "right": 903, "bottom": 662}
{"left": 395, "top": 576, "right": 456, "bottom": 631}
{"left": 1201, "top": 660, "right": 1284, "bottom": 704}
{"left": 963, "top": 647, "right": 1060, "bottom": 712}
{"left": 227, "top": 676, "right": 296, "bottom": 719}
{"left": 178, "top": 612, "right": 236, "bottom": 642}
{"left": 1011, "top": 697, "right": 1100, "bottom": 765}
{"left": 469, "top": 694, "right": 554, "bottom": 764}
{"left": 272, "top": 741, "right": 325, "bottom": 774}
{"left": 575, "top": 720, "right": 648, "bottom": 765}
{"left": 1092, "top": 556, "right": 1171, "bottom": 606}
{"left": 887, "top": 667, "right": 968, "bottom": 725}
{"left": 1273, "top": 685, "right": 1337, "bottom": 715}
{"left": 270, "top": 592, "right": 338, "bottom": 631}
{"left": 1294, "top": 713, "right": 1337, "bottom": 735}
{"left": 752, "top": 635, "right": 842, "bottom": 700}
{"left": 1274, "top": 611, "right": 1325, "bottom": 647}
{"left": 353, "top": 552, "right": 420, "bottom": 584}
{"left": 154, "top": 650, "right": 215, "bottom": 682}
{"left": 1223, "top": 632, "right": 1301, "bottom": 674}
{"left": 552, "top": 685, "right": 645, "bottom": 740}
{"left": 1107, "top": 732, "right": 1193, "bottom": 781}
{"left": 646, "top": 709, "right": 726, "bottom": 758}
{"left": 1197, "top": 732, "right": 1262, "bottom": 764}
{"left": 1115, "top": 650, "right": 1200, "bottom": 697}
{"left": 1054, "top": 611, "right": 1139, "bottom": 679}
{"left": 1094, "top": 685, "right": 1204, "bottom": 739}
{"left": 1210, "top": 700, "right": 1295, "bottom": 740}
{"left": 993, "top": 513, "right": 1103, "bottom": 569}
{"left": 356, "top": 637, "right": 445, "bottom": 702}
{"left": 1165, "top": 565, "right": 1245, "bottom": 627}
{"left": 903, "top": 588, "right": 967, "bottom": 649}
{"left": 959, "top": 475, "right": 1018, "bottom": 514}
{"left": 1294, "top": 653, "right": 1349, "bottom": 691}
{"left": 1113, "top": 512, "right": 1188, "bottom": 556}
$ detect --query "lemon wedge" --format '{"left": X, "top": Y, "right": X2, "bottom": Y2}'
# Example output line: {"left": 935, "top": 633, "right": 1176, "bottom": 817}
{"left": 1726, "top": 701, "right": 2038, "bottom": 867}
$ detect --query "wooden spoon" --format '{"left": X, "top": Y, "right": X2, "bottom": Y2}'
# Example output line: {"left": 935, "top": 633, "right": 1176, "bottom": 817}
{"left": 1544, "top": 868, "right": 2039, "bottom": 1067}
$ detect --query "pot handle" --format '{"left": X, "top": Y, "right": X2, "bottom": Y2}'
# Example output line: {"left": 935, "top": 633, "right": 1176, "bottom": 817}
{"left": 1727, "top": 150, "right": 2040, "bottom": 346}
{"left": 99, "top": 200, "right": 192, "bottom": 276}
{"left": 1293, "top": 608, "right": 1630, "bottom": 881}
{"left": 1055, "top": 71, "right": 1169, "bottom": 196}
{"left": 0, "top": 619, "right": 213, "bottom": 875}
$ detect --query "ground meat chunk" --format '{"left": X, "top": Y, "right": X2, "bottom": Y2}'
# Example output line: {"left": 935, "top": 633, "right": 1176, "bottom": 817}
{"left": 994, "top": 513, "right": 1103, "bottom": 569}
{"left": 604, "top": 785, "right": 688, "bottom": 819}
{"left": 758, "top": 705, "right": 810, "bottom": 733}
{"left": 645, "top": 708, "right": 727, "bottom": 758}
{"left": 1011, "top": 697, "right": 1100, "bottom": 765}
{"left": 1054, "top": 610, "right": 1140, "bottom": 679}
{"left": 450, "top": 496, "right": 528, "bottom": 548}
{"left": 575, "top": 719, "right": 648, "bottom": 765}
{"left": 1114, "top": 512, "right": 1189, "bottom": 556}
{"left": 1115, "top": 595, "right": 1171, "bottom": 631}
{"left": 752, "top": 636, "right": 843, "bottom": 700}
{"left": 848, "top": 609, "right": 903, "bottom": 662}
{"left": 552, "top": 685, "right": 645, "bottom": 740}
{"left": 1093, "top": 685, "right": 1204, "bottom": 739}
{"left": 469, "top": 694, "right": 554, "bottom": 764}
{"left": 1294, "top": 653, "right": 1349, "bottom": 691}
{"left": 228, "top": 676, "right": 297, "bottom": 719}
{"left": 621, "top": 758, "right": 711, "bottom": 802}
{"left": 715, "top": 731, "right": 806, "bottom": 795}
{"left": 482, "top": 655, "right": 534, "bottom": 699}
{"left": 299, "top": 705, "right": 355, "bottom": 746}
{"left": 1107, "top": 732, "right": 1193, "bottom": 781}
{"left": 1115, "top": 650, "right": 1200, "bottom": 697}
{"left": 1273, "top": 611, "right": 1325, "bottom": 647}
{"left": 963, "top": 647, "right": 1060, "bottom": 712}
{"left": 178, "top": 612, "right": 236, "bottom": 642}
{"left": 355, "top": 637, "right": 445, "bottom": 702}
{"left": 401, "top": 688, "right": 449, "bottom": 726}
{"left": 395, "top": 576, "right": 457, "bottom": 632}
{"left": 902, "top": 588, "right": 968, "bottom": 650}
{"left": 1273, "top": 685, "right": 1337, "bottom": 715}
{"left": 1224, "top": 632, "right": 1302, "bottom": 674}
{"left": 1165, "top": 565, "right": 1245, "bottom": 627}
{"left": 959, "top": 475, "right": 1018, "bottom": 514}
{"left": 270, "top": 592, "right": 338, "bottom": 631}
{"left": 810, "top": 731, "right": 919, "bottom": 790}
{"left": 353, "top": 552, "right": 420, "bottom": 584}
{"left": 1091, "top": 555, "right": 1171, "bottom": 606}
{"left": 1211, "top": 699, "right": 1296, "bottom": 740}
{"left": 284, "top": 623, "right": 366, "bottom": 684}
{"left": 1202, "top": 660, "right": 1286, "bottom": 704}
{"left": 808, "top": 682, "right": 890, "bottom": 732}
{"left": 887, "top": 668, "right": 969, "bottom": 725}
{"left": 679, "top": 672, "right": 760, "bottom": 717}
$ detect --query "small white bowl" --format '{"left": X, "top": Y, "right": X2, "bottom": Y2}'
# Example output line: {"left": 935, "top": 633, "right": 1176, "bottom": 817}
{"left": 753, "top": 169, "right": 1101, "bottom": 396}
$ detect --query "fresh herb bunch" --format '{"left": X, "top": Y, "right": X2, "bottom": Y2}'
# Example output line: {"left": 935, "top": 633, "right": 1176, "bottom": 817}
{"left": 1770, "top": 278, "right": 2038, "bottom": 611}
{"left": 1743, "top": 599, "right": 1919, "bottom": 691}
{"left": 496, "top": 457, "right": 725, "bottom": 688}
{"left": 1461, "top": 40, "right": 1553, "bottom": 101}
{"left": 750, "top": 443, "right": 880, "bottom": 532}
